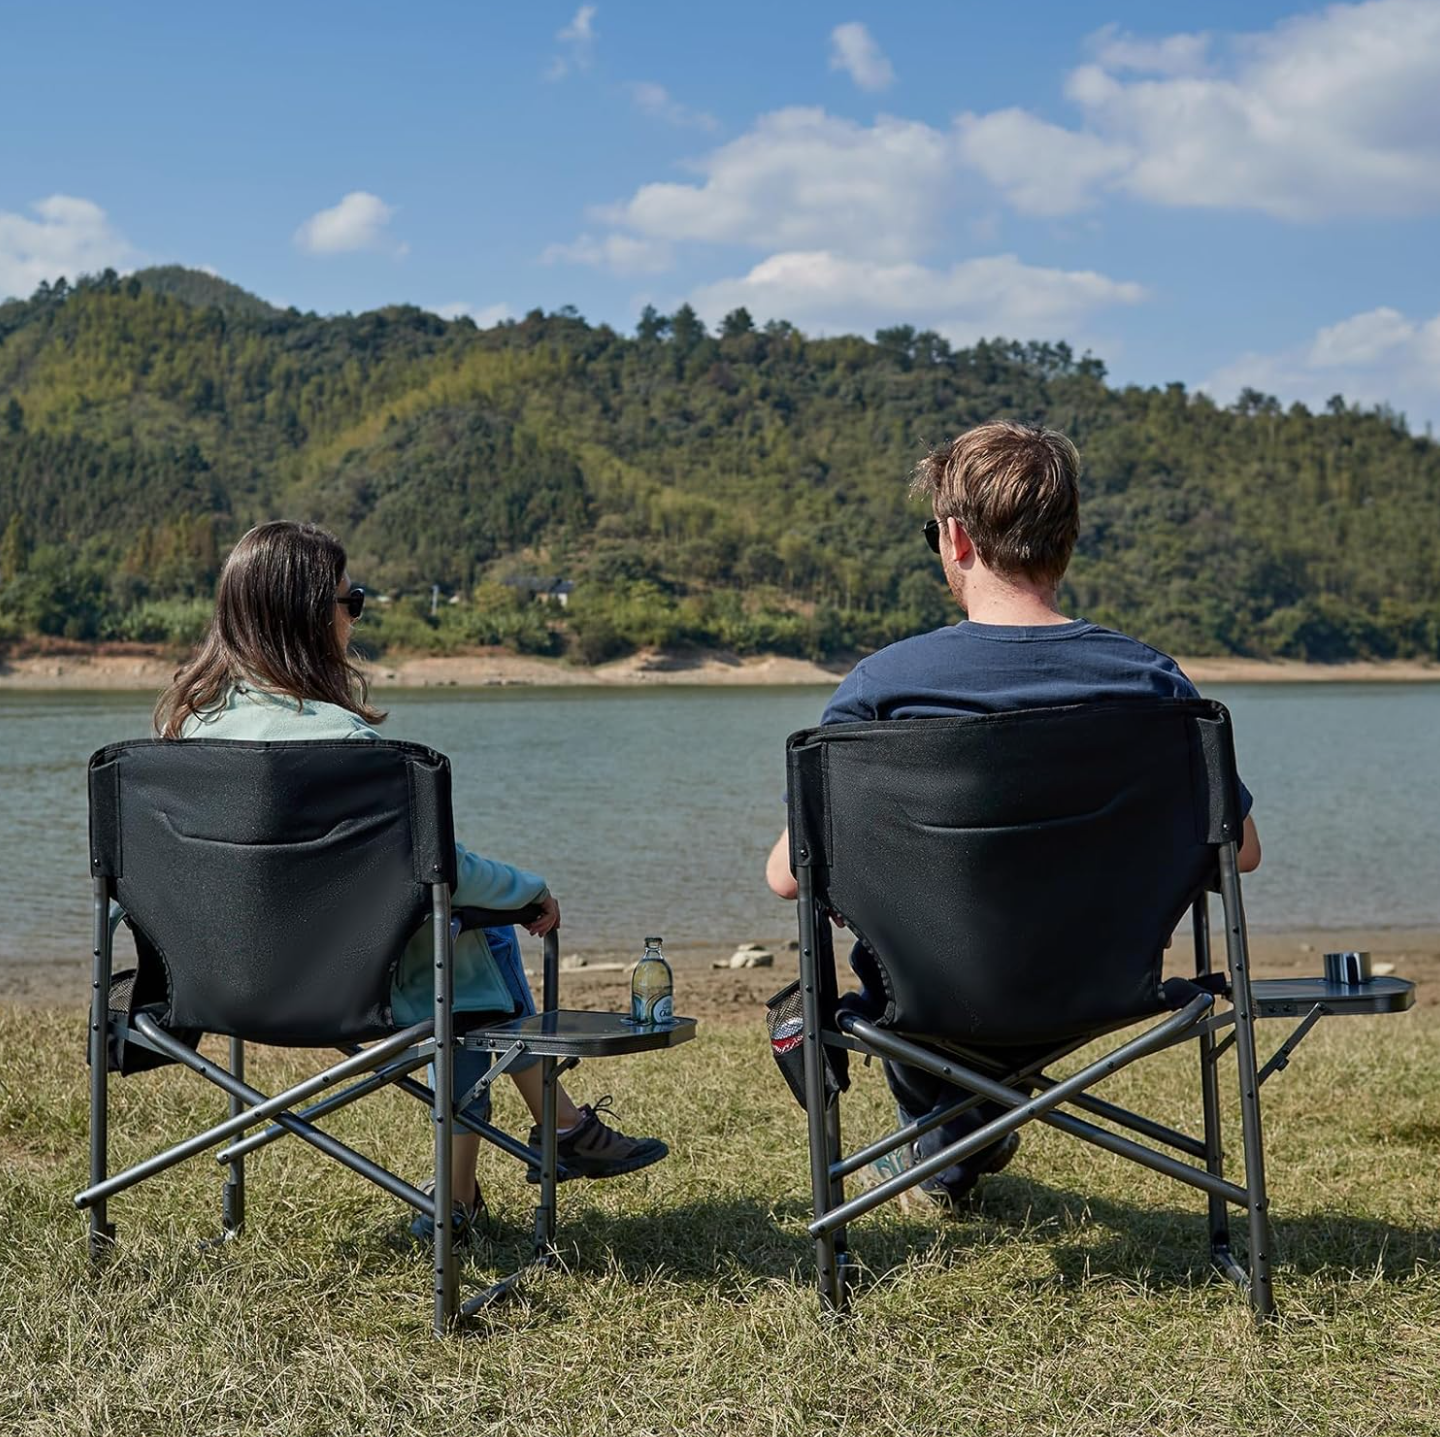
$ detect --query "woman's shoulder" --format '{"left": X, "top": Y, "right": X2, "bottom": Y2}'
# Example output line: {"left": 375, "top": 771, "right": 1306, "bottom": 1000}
{"left": 180, "top": 686, "right": 381, "bottom": 741}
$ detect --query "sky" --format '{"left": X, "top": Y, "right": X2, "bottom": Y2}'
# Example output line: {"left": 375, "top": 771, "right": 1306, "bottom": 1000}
{"left": 3, "top": 0, "right": 1440, "bottom": 427}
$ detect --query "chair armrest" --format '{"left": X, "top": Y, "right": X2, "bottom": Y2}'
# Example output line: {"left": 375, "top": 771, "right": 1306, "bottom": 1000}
{"left": 454, "top": 903, "right": 546, "bottom": 931}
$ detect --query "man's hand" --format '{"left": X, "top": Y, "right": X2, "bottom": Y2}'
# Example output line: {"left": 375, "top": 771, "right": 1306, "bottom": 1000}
{"left": 1237, "top": 814, "right": 1261, "bottom": 873}
{"left": 524, "top": 892, "right": 561, "bottom": 936}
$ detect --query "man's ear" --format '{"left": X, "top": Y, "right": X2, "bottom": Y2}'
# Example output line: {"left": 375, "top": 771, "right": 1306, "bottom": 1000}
{"left": 946, "top": 516, "right": 972, "bottom": 564}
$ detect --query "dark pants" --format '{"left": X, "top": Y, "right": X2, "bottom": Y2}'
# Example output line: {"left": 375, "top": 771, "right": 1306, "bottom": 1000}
{"left": 849, "top": 943, "right": 1041, "bottom": 1188}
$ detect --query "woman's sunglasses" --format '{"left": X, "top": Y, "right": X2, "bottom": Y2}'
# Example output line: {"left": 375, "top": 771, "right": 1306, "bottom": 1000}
{"left": 922, "top": 518, "right": 942, "bottom": 555}
{"left": 336, "top": 586, "right": 366, "bottom": 620}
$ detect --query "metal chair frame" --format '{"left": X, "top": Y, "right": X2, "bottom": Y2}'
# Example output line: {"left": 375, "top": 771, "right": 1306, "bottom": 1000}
{"left": 792, "top": 776, "right": 1415, "bottom": 1322}
{"left": 76, "top": 757, "right": 694, "bottom": 1337}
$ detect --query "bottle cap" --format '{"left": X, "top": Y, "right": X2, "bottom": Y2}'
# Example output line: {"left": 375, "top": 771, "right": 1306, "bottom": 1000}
{"left": 644, "top": 936, "right": 664, "bottom": 946}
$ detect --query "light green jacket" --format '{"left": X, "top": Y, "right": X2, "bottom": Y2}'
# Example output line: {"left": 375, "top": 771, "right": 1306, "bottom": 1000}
{"left": 180, "top": 685, "right": 546, "bottom": 1021}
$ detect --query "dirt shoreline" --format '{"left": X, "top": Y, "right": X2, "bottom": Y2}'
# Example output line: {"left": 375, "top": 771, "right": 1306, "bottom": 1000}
{"left": 2, "top": 645, "right": 1438, "bottom": 691}
{"left": 4, "top": 927, "right": 1432, "bottom": 1023}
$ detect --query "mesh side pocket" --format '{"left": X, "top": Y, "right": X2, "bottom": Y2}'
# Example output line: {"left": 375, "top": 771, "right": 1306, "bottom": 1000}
{"left": 765, "top": 979, "right": 848, "bottom": 1111}
{"left": 93, "top": 947, "right": 200, "bottom": 1076}
{"left": 98, "top": 969, "right": 164, "bottom": 1074}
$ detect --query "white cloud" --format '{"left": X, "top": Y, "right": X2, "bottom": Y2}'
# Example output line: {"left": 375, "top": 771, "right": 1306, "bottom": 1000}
{"left": 541, "top": 232, "right": 672, "bottom": 275}
{"left": 1202, "top": 305, "right": 1440, "bottom": 427}
{"left": 294, "top": 191, "right": 400, "bottom": 255}
{"left": 548, "top": 5, "right": 598, "bottom": 81}
{"left": 435, "top": 301, "right": 512, "bottom": 328}
{"left": 1087, "top": 23, "right": 1211, "bottom": 77}
{"left": 690, "top": 250, "right": 1145, "bottom": 346}
{"left": 961, "top": 0, "right": 1440, "bottom": 220}
{"left": 629, "top": 81, "right": 718, "bottom": 132}
{"left": 956, "top": 109, "right": 1131, "bottom": 216}
{"left": 0, "top": 195, "right": 139, "bottom": 300}
{"left": 828, "top": 22, "right": 894, "bottom": 93}
{"left": 594, "top": 107, "right": 954, "bottom": 263}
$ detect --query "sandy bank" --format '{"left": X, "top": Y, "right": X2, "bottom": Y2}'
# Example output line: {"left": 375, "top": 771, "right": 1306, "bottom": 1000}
{"left": 4, "top": 927, "right": 1433, "bottom": 1022}
{"left": 2, "top": 645, "right": 1437, "bottom": 691}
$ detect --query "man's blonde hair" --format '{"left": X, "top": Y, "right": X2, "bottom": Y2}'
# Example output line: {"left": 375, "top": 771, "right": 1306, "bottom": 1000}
{"left": 911, "top": 421, "right": 1081, "bottom": 587}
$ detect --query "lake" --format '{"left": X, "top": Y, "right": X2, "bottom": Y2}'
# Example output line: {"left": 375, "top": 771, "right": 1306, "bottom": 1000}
{"left": 1, "top": 683, "right": 1437, "bottom": 991}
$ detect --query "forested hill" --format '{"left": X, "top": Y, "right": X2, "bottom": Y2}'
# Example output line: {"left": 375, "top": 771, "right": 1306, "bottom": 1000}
{"left": 1, "top": 266, "right": 1438, "bottom": 664}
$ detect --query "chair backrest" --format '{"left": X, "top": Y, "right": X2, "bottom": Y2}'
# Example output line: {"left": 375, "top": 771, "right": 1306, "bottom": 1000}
{"left": 786, "top": 699, "right": 1242, "bottom": 1048}
{"left": 88, "top": 739, "right": 457, "bottom": 1045}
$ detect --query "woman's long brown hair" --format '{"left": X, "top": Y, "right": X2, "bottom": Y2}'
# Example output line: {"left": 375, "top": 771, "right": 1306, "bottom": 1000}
{"left": 155, "top": 521, "right": 385, "bottom": 737}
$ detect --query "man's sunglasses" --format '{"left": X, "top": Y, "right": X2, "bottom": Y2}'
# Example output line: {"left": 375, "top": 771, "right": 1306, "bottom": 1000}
{"left": 922, "top": 518, "right": 942, "bottom": 554}
{"left": 336, "top": 586, "right": 366, "bottom": 620}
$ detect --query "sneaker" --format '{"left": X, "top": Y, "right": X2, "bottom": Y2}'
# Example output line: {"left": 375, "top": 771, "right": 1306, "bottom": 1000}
{"left": 526, "top": 1097, "right": 668, "bottom": 1183}
{"left": 861, "top": 1131, "right": 1020, "bottom": 1215}
{"left": 408, "top": 1178, "right": 487, "bottom": 1243}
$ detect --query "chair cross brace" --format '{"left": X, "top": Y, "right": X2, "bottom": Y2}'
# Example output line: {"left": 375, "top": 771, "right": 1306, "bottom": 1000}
{"left": 828, "top": 1037, "right": 1085, "bottom": 1181}
{"left": 76, "top": 1015, "right": 439, "bottom": 1218}
{"left": 814, "top": 993, "right": 1228, "bottom": 1238}
{"left": 1030, "top": 1077, "right": 1209, "bottom": 1159}
{"left": 215, "top": 1046, "right": 433, "bottom": 1164}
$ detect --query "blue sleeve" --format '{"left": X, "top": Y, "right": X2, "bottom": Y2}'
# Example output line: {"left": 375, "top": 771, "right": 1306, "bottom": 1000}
{"left": 452, "top": 844, "right": 549, "bottom": 910}
{"left": 1165, "top": 659, "right": 1254, "bottom": 820}
{"left": 821, "top": 663, "right": 873, "bottom": 725}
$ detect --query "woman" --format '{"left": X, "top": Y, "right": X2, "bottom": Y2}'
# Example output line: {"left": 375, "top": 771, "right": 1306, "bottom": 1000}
{"left": 154, "top": 520, "right": 667, "bottom": 1235}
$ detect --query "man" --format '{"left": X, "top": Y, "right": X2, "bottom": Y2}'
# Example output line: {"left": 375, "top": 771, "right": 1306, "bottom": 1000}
{"left": 766, "top": 420, "right": 1259, "bottom": 1208}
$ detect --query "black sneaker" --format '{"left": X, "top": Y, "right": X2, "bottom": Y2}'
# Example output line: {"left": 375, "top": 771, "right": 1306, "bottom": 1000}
{"left": 526, "top": 1097, "right": 668, "bottom": 1183}
{"left": 408, "top": 1178, "right": 486, "bottom": 1243}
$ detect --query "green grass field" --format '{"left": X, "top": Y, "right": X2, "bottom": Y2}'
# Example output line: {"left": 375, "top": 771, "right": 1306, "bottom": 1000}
{"left": 2, "top": 1004, "right": 1437, "bottom": 1436}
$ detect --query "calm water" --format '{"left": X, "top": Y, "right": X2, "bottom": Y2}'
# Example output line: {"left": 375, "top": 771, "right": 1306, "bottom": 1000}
{"left": 2, "top": 684, "right": 1437, "bottom": 990}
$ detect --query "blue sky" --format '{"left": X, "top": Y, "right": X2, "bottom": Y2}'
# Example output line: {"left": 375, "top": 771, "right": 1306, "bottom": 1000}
{"left": 3, "top": 0, "right": 1440, "bottom": 426}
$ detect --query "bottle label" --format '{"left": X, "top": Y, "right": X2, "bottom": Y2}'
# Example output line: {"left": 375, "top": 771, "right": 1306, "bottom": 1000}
{"left": 631, "top": 991, "right": 674, "bottom": 1025}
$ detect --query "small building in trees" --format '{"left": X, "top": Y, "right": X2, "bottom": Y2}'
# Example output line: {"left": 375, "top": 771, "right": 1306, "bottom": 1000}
{"left": 503, "top": 576, "right": 575, "bottom": 608}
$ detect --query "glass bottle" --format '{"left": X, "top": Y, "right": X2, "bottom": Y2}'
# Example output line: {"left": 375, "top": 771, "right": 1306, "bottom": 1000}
{"left": 630, "top": 936, "right": 673, "bottom": 1025}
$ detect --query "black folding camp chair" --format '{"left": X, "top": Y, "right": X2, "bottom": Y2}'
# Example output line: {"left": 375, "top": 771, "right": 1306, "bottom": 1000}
{"left": 781, "top": 699, "right": 1414, "bottom": 1319}
{"left": 76, "top": 738, "right": 694, "bottom": 1336}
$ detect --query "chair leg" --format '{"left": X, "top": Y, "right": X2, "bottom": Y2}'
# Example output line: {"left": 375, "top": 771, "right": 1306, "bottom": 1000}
{"left": 532, "top": 930, "right": 562, "bottom": 1264}
{"left": 824, "top": 1099, "right": 850, "bottom": 1306}
{"left": 1193, "top": 902, "right": 1232, "bottom": 1271}
{"left": 223, "top": 1038, "right": 246, "bottom": 1237}
{"left": 1218, "top": 848, "right": 1276, "bottom": 1320}
{"left": 88, "top": 879, "right": 115, "bottom": 1261}
{"left": 809, "top": 1113, "right": 843, "bottom": 1314}
{"left": 431, "top": 883, "right": 457, "bottom": 1337}
{"left": 797, "top": 876, "right": 846, "bottom": 1313}
{"left": 532, "top": 1055, "right": 560, "bottom": 1263}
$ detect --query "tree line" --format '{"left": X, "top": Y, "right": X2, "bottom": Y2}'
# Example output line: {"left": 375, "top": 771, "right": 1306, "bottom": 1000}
{"left": 1, "top": 266, "right": 1437, "bottom": 664}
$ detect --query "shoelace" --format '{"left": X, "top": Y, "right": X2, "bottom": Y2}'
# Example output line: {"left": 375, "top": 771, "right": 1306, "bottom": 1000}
{"left": 586, "top": 1094, "right": 620, "bottom": 1123}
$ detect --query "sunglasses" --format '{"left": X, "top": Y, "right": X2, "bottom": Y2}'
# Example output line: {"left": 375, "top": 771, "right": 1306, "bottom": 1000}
{"left": 336, "top": 586, "right": 366, "bottom": 620}
{"left": 922, "top": 518, "right": 942, "bottom": 554}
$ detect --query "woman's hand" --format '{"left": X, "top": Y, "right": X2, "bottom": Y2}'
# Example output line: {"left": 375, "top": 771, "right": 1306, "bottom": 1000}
{"left": 524, "top": 893, "right": 561, "bottom": 937}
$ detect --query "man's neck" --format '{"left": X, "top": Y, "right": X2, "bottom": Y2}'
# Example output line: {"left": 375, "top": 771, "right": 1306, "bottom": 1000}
{"left": 959, "top": 578, "right": 1071, "bottom": 627}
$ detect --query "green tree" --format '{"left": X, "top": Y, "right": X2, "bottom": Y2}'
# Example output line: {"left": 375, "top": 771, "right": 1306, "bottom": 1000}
{"left": 669, "top": 304, "right": 707, "bottom": 350}
{"left": 720, "top": 307, "right": 754, "bottom": 338}
{"left": 0, "top": 514, "right": 28, "bottom": 581}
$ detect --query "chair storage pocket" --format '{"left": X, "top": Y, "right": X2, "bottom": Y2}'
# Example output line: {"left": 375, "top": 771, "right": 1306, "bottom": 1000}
{"left": 98, "top": 967, "right": 200, "bottom": 1075}
{"left": 766, "top": 979, "right": 848, "bottom": 1110}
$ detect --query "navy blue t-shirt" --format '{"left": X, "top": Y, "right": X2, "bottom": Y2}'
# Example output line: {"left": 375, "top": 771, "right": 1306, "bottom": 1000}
{"left": 821, "top": 620, "right": 1252, "bottom": 815}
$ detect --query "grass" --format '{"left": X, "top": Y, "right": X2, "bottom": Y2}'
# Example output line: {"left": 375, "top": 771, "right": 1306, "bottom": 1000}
{"left": 2, "top": 1003, "right": 1438, "bottom": 1437}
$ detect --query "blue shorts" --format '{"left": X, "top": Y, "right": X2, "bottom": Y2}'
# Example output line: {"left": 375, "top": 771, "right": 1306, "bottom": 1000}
{"left": 435, "top": 924, "right": 540, "bottom": 1125}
